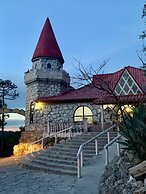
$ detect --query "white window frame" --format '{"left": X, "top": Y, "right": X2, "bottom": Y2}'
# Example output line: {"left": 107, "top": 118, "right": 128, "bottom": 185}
{"left": 114, "top": 69, "right": 142, "bottom": 96}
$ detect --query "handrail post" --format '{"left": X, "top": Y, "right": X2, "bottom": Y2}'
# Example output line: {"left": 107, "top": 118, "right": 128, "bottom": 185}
{"left": 117, "top": 125, "right": 120, "bottom": 132}
{"left": 107, "top": 131, "right": 110, "bottom": 143}
{"left": 55, "top": 134, "right": 57, "bottom": 144}
{"left": 105, "top": 147, "right": 109, "bottom": 165}
{"left": 81, "top": 150, "right": 83, "bottom": 167}
{"left": 95, "top": 139, "right": 98, "bottom": 155}
{"left": 117, "top": 141, "right": 120, "bottom": 156}
{"left": 101, "top": 104, "right": 104, "bottom": 131}
{"left": 69, "top": 128, "right": 71, "bottom": 140}
{"left": 77, "top": 155, "right": 81, "bottom": 178}
{"left": 42, "top": 138, "right": 44, "bottom": 149}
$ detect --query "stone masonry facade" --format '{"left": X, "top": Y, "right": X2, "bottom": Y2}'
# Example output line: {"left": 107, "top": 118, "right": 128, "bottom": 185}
{"left": 24, "top": 58, "right": 70, "bottom": 131}
{"left": 31, "top": 102, "right": 101, "bottom": 131}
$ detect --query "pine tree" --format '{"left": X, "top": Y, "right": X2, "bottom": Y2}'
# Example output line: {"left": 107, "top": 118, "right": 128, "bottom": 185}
{"left": 0, "top": 80, "right": 19, "bottom": 156}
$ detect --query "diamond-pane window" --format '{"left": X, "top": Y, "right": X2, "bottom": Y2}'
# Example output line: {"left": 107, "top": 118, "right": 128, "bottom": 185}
{"left": 115, "top": 85, "right": 121, "bottom": 94}
{"left": 137, "top": 90, "right": 142, "bottom": 94}
{"left": 114, "top": 69, "right": 142, "bottom": 96}
{"left": 119, "top": 77, "right": 125, "bottom": 87}
{"left": 123, "top": 71, "right": 129, "bottom": 80}
{"left": 120, "top": 90, "right": 125, "bottom": 95}
{"left": 132, "top": 84, "right": 138, "bottom": 93}
{"left": 127, "top": 77, "right": 133, "bottom": 86}
{"left": 123, "top": 84, "right": 130, "bottom": 94}
{"left": 128, "top": 89, "right": 134, "bottom": 95}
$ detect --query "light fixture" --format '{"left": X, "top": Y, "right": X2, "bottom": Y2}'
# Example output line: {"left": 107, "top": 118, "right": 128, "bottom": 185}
{"left": 35, "top": 102, "right": 46, "bottom": 111}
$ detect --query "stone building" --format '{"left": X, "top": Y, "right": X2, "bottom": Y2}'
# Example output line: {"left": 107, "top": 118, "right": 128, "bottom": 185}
{"left": 24, "top": 18, "right": 146, "bottom": 133}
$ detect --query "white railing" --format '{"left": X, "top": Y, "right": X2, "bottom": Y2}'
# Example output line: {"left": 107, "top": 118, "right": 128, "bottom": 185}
{"left": 30, "top": 126, "right": 73, "bottom": 152}
{"left": 45, "top": 122, "right": 73, "bottom": 136}
{"left": 44, "top": 121, "right": 85, "bottom": 137}
{"left": 104, "top": 134, "right": 121, "bottom": 165}
{"left": 76, "top": 124, "right": 118, "bottom": 178}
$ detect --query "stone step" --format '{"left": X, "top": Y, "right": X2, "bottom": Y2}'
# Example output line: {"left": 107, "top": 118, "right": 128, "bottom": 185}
{"left": 38, "top": 150, "right": 94, "bottom": 162}
{"left": 55, "top": 142, "right": 106, "bottom": 150}
{"left": 66, "top": 138, "right": 108, "bottom": 144}
{"left": 21, "top": 158, "right": 77, "bottom": 176}
{"left": 38, "top": 151, "right": 78, "bottom": 161}
{"left": 32, "top": 152, "right": 77, "bottom": 165}
{"left": 38, "top": 149, "right": 95, "bottom": 159}
{"left": 42, "top": 149, "right": 95, "bottom": 158}
{"left": 54, "top": 143, "right": 104, "bottom": 150}
{"left": 74, "top": 132, "right": 117, "bottom": 138}
{"left": 51, "top": 147, "right": 96, "bottom": 155}
{"left": 61, "top": 141, "right": 107, "bottom": 148}
{"left": 52, "top": 145, "right": 101, "bottom": 152}
{"left": 20, "top": 131, "right": 118, "bottom": 176}
{"left": 25, "top": 155, "right": 77, "bottom": 171}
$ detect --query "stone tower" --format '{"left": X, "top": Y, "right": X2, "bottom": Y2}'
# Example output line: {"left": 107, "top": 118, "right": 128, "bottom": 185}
{"left": 24, "top": 18, "right": 70, "bottom": 130}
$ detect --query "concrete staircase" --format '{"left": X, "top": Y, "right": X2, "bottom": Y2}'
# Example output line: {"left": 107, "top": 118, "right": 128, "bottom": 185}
{"left": 20, "top": 132, "right": 117, "bottom": 176}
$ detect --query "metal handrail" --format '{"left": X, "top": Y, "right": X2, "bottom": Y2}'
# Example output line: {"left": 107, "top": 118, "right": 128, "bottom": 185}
{"left": 104, "top": 134, "right": 121, "bottom": 165}
{"left": 77, "top": 124, "right": 117, "bottom": 178}
{"left": 30, "top": 126, "right": 73, "bottom": 152}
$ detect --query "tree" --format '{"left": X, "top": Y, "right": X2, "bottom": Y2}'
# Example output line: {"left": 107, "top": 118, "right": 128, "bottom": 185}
{"left": 72, "top": 58, "right": 129, "bottom": 132}
{"left": 0, "top": 80, "right": 19, "bottom": 156}
{"left": 139, "top": 3, "right": 146, "bottom": 71}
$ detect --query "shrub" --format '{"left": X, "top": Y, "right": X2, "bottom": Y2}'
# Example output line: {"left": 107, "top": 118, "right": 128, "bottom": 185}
{"left": 119, "top": 105, "right": 146, "bottom": 162}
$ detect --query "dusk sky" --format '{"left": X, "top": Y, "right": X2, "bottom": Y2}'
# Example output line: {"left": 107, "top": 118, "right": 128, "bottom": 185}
{"left": 0, "top": 0, "right": 145, "bottom": 129}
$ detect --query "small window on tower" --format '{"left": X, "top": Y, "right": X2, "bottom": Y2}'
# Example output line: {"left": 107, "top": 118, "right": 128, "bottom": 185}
{"left": 47, "top": 63, "right": 51, "bottom": 68}
{"left": 30, "top": 102, "right": 35, "bottom": 124}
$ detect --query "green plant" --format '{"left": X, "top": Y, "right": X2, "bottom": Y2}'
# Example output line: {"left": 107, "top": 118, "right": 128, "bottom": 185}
{"left": 119, "top": 105, "right": 146, "bottom": 162}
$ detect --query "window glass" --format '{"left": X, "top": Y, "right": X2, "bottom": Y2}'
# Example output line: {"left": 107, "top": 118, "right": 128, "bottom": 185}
{"left": 123, "top": 71, "right": 129, "bottom": 80}
{"left": 120, "top": 77, "right": 125, "bottom": 87}
{"left": 74, "top": 106, "right": 83, "bottom": 116}
{"left": 84, "top": 106, "right": 92, "bottom": 115}
{"left": 30, "top": 102, "right": 35, "bottom": 124}
{"left": 74, "top": 116, "right": 83, "bottom": 122}
{"left": 74, "top": 106, "right": 93, "bottom": 123}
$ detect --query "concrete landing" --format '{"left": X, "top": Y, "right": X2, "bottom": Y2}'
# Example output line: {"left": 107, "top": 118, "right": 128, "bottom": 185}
{"left": 0, "top": 144, "right": 117, "bottom": 194}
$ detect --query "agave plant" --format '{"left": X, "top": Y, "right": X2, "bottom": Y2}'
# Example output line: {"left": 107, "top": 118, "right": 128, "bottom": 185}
{"left": 119, "top": 105, "right": 146, "bottom": 162}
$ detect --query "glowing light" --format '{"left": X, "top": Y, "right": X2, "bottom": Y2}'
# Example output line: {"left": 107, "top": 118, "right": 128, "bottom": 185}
{"left": 13, "top": 143, "right": 42, "bottom": 156}
{"left": 122, "top": 105, "right": 134, "bottom": 113}
{"left": 125, "top": 106, "right": 133, "bottom": 113}
{"left": 35, "top": 102, "right": 46, "bottom": 110}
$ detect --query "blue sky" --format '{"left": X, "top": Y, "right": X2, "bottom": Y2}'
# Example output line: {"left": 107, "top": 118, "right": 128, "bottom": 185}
{"left": 0, "top": 0, "right": 145, "bottom": 129}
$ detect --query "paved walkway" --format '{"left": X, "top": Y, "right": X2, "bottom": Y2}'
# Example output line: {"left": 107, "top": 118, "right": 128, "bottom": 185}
{"left": 0, "top": 144, "right": 117, "bottom": 194}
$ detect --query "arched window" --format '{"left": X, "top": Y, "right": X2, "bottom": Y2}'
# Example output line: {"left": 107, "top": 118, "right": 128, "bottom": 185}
{"left": 74, "top": 106, "right": 93, "bottom": 123}
{"left": 30, "top": 102, "right": 35, "bottom": 124}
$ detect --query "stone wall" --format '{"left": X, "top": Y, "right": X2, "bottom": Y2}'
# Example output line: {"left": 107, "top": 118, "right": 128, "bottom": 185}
{"left": 19, "top": 131, "right": 43, "bottom": 143}
{"left": 29, "top": 102, "right": 101, "bottom": 131}
{"left": 24, "top": 58, "right": 70, "bottom": 130}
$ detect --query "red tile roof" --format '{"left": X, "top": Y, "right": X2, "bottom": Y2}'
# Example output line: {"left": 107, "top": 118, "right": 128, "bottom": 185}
{"left": 32, "top": 18, "right": 64, "bottom": 64}
{"left": 36, "top": 66, "right": 146, "bottom": 104}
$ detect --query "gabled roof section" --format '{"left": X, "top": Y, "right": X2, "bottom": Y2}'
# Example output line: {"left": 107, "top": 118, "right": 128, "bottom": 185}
{"left": 114, "top": 66, "right": 146, "bottom": 95}
{"left": 32, "top": 18, "right": 64, "bottom": 64}
{"left": 92, "top": 68, "right": 124, "bottom": 90}
{"left": 126, "top": 66, "right": 146, "bottom": 92}
{"left": 36, "top": 66, "right": 146, "bottom": 104}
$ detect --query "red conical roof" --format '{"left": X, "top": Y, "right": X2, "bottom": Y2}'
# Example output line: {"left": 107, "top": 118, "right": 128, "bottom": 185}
{"left": 32, "top": 18, "right": 64, "bottom": 64}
